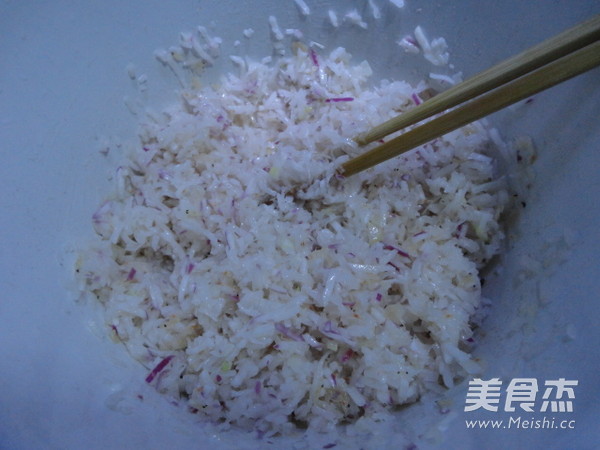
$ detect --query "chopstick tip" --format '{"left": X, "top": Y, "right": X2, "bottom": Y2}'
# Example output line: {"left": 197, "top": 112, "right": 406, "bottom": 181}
{"left": 353, "top": 133, "right": 369, "bottom": 146}
{"left": 334, "top": 169, "right": 347, "bottom": 180}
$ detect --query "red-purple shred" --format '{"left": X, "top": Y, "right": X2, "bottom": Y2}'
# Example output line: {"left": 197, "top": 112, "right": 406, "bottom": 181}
{"left": 325, "top": 97, "right": 354, "bottom": 103}
{"left": 341, "top": 348, "right": 354, "bottom": 363}
{"left": 275, "top": 322, "right": 304, "bottom": 342}
{"left": 387, "top": 261, "right": 401, "bottom": 272}
{"left": 92, "top": 201, "right": 111, "bottom": 224}
{"left": 403, "top": 35, "right": 419, "bottom": 47}
{"left": 310, "top": 48, "right": 319, "bottom": 67}
{"left": 126, "top": 267, "right": 136, "bottom": 281}
{"left": 411, "top": 93, "right": 422, "bottom": 105}
{"left": 321, "top": 320, "right": 341, "bottom": 336}
{"left": 145, "top": 355, "right": 174, "bottom": 383}
{"left": 383, "top": 244, "right": 411, "bottom": 259}
{"left": 186, "top": 262, "right": 195, "bottom": 274}
{"left": 255, "top": 380, "right": 262, "bottom": 394}
{"left": 323, "top": 320, "right": 339, "bottom": 335}
{"left": 375, "top": 293, "right": 382, "bottom": 302}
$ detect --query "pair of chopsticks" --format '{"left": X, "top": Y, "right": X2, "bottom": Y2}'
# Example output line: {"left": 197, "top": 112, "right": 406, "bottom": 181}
{"left": 340, "top": 15, "right": 600, "bottom": 177}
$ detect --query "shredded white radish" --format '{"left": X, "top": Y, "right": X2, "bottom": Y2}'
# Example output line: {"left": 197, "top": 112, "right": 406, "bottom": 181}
{"left": 78, "top": 39, "right": 511, "bottom": 436}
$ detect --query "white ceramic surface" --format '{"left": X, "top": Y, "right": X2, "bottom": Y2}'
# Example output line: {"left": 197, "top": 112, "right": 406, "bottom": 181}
{"left": 1, "top": 1, "right": 598, "bottom": 448}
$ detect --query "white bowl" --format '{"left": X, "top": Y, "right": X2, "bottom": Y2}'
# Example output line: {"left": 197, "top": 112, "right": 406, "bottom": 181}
{"left": 1, "top": 1, "right": 598, "bottom": 448}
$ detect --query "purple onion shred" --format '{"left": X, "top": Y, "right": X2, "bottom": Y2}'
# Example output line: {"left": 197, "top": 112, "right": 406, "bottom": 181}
{"left": 310, "top": 48, "right": 319, "bottom": 67}
{"left": 325, "top": 97, "right": 354, "bottom": 103}
{"left": 383, "top": 244, "right": 411, "bottom": 259}
{"left": 387, "top": 261, "right": 401, "bottom": 272}
{"left": 126, "top": 268, "right": 136, "bottom": 281}
{"left": 275, "top": 322, "right": 304, "bottom": 342}
{"left": 145, "top": 355, "right": 174, "bottom": 383}
{"left": 341, "top": 348, "right": 354, "bottom": 363}
{"left": 323, "top": 320, "right": 339, "bottom": 335}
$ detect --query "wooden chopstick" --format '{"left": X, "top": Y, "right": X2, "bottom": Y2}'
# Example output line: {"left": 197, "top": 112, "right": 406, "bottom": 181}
{"left": 341, "top": 15, "right": 600, "bottom": 177}
{"left": 354, "top": 15, "right": 600, "bottom": 147}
